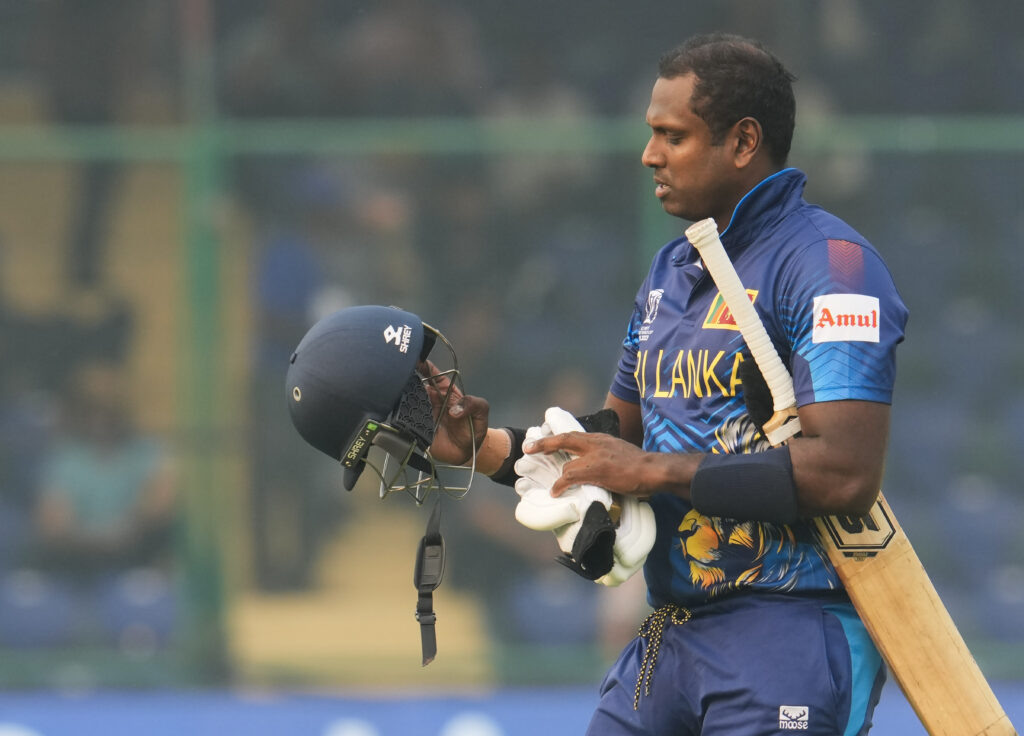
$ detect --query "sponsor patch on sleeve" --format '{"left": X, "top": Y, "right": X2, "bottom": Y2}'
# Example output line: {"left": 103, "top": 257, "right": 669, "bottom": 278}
{"left": 812, "top": 294, "right": 880, "bottom": 343}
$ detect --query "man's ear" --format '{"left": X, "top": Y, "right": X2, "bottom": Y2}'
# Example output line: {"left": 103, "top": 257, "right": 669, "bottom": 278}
{"left": 732, "top": 117, "right": 763, "bottom": 168}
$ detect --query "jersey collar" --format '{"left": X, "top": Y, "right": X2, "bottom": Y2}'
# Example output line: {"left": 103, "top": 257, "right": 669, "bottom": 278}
{"left": 671, "top": 167, "right": 807, "bottom": 267}
{"left": 719, "top": 167, "right": 806, "bottom": 247}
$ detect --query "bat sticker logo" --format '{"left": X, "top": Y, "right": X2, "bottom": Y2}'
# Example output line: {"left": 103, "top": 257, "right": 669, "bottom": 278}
{"left": 819, "top": 500, "right": 896, "bottom": 558}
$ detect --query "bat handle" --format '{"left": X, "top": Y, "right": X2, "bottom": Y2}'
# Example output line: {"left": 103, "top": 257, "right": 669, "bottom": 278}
{"left": 685, "top": 218, "right": 797, "bottom": 414}
{"left": 686, "top": 217, "right": 803, "bottom": 447}
{"left": 763, "top": 408, "right": 801, "bottom": 447}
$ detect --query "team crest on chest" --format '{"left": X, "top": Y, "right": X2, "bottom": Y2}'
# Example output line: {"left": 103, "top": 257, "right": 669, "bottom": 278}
{"left": 703, "top": 289, "right": 758, "bottom": 330}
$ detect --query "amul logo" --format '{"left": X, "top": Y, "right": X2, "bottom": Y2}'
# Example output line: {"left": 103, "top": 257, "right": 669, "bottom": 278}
{"left": 812, "top": 294, "right": 880, "bottom": 343}
{"left": 383, "top": 324, "right": 413, "bottom": 353}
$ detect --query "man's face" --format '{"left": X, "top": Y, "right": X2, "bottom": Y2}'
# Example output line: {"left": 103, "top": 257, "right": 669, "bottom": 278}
{"left": 642, "top": 74, "right": 738, "bottom": 226}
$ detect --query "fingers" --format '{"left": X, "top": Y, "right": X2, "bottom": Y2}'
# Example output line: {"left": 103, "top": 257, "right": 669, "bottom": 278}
{"left": 419, "top": 360, "right": 461, "bottom": 397}
{"left": 524, "top": 431, "right": 590, "bottom": 457}
{"left": 417, "top": 359, "right": 439, "bottom": 377}
{"left": 448, "top": 393, "right": 487, "bottom": 420}
{"left": 550, "top": 474, "right": 572, "bottom": 498}
{"left": 445, "top": 398, "right": 464, "bottom": 418}
{"left": 464, "top": 395, "right": 491, "bottom": 447}
{"left": 522, "top": 433, "right": 588, "bottom": 497}
{"left": 440, "top": 392, "right": 490, "bottom": 453}
{"left": 548, "top": 457, "right": 596, "bottom": 497}
{"left": 524, "top": 432, "right": 633, "bottom": 498}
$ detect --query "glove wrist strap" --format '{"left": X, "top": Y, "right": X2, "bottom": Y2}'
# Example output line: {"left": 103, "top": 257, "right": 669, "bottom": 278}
{"left": 555, "top": 500, "right": 616, "bottom": 580}
{"left": 490, "top": 427, "right": 526, "bottom": 487}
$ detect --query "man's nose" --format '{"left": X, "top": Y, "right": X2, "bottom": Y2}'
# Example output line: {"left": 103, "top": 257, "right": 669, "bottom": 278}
{"left": 641, "top": 137, "right": 662, "bottom": 168}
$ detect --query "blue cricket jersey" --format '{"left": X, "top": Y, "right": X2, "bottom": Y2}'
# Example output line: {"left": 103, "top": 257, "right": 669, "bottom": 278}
{"left": 610, "top": 168, "right": 909, "bottom": 608}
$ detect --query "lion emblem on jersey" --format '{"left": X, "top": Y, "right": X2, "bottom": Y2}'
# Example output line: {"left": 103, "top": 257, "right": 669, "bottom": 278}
{"left": 713, "top": 411, "right": 768, "bottom": 456}
{"left": 675, "top": 412, "right": 827, "bottom": 596}
{"left": 677, "top": 509, "right": 804, "bottom": 595}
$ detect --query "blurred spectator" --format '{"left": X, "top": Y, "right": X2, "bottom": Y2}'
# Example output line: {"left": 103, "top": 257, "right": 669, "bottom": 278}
{"left": 338, "top": 0, "right": 489, "bottom": 116}
{"left": 0, "top": 268, "right": 50, "bottom": 575}
{"left": 0, "top": 268, "right": 133, "bottom": 576}
{"left": 34, "top": 360, "right": 176, "bottom": 576}
{"left": 248, "top": 165, "right": 422, "bottom": 590}
{"left": 0, "top": 284, "right": 134, "bottom": 398}
{"left": 0, "top": 360, "right": 179, "bottom": 649}
{"left": 30, "top": 0, "right": 164, "bottom": 287}
{"left": 219, "top": 0, "right": 342, "bottom": 120}
{"left": 218, "top": 0, "right": 344, "bottom": 230}
{"left": 247, "top": 174, "right": 335, "bottom": 592}
{"left": 483, "top": 48, "right": 599, "bottom": 213}
{"left": 0, "top": 366, "right": 54, "bottom": 577}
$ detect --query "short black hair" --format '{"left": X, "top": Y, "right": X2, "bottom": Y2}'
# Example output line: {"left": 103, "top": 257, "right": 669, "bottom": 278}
{"left": 658, "top": 33, "right": 796, "bottom": 166}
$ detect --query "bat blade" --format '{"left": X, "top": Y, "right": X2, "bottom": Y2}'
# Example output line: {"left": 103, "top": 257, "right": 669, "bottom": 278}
{"left": 685, "top": 218, "right": 1016, "bottom": 736}
{"left": 817, "top": 497, "right": 1014, "bottom": 735}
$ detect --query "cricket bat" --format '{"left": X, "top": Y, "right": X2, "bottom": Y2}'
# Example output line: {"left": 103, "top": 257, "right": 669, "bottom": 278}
{"left": 685, "top": 217, "right": 1016, "bottom": 736}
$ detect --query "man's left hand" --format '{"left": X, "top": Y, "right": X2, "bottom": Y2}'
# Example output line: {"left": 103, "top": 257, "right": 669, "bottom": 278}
{"left": 523, "top": 430, "right": 655, "bottom": 498}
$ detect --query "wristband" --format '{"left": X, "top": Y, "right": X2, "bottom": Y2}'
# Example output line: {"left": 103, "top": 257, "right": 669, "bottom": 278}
{"left": 490, "top": 411, "right": 620, "bottom": 489}
{"left": 690, "top": 446, "right": 799, "bottom": 524}
{"left": 490, "top": 427, "right": 526, "bottom": 487}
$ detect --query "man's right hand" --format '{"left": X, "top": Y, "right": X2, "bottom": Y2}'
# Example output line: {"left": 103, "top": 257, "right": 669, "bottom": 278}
{"left": 419, "top": 360, "right": 491, "bottom": 466}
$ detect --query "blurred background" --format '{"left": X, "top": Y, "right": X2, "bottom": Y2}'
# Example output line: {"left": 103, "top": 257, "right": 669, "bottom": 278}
{"left": 0, "top": 0, "right": 1020, "bottom": 733}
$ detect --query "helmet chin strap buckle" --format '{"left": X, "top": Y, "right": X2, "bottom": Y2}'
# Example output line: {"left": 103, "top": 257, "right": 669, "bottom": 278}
{"left": 413, "top": 499, "right": 445, "bottom": 666}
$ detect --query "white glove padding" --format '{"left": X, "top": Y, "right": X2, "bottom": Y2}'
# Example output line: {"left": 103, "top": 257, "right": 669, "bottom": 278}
{"left": 512, "top": 423, "right": 572, "bottom": 508}
{"left": 512, "top": 408, "right": 618, "bottom": 581}
{"left": 513, "top": 409, "right": 609, "bottom": 532}
{"left": 512, "top": 406, "right": 597, "bottom": 488}
{"left": 595, "top": 495, "right": 656, "bottom": 587}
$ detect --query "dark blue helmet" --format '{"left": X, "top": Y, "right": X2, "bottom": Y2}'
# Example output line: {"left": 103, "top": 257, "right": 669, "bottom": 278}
{"left": 287, "top": 306, "right": 471, "bottom": 666}
{"left": 285, "top": 305, "right": 461, "bottom": 494}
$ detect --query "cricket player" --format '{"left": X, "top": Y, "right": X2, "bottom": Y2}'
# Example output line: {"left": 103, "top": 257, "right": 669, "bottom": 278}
{"left": 427, "top": 33, "right": 909, "bottom": 735}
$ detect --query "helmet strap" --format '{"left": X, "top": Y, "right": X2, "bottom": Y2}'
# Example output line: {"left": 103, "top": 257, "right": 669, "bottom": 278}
{"left": 413, "top": 498, "right": 445, "bottom": 665}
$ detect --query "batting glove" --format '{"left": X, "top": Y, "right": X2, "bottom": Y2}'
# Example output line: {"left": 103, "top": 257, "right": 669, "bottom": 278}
{"left": 513, "top": 407, "right": 654, "bottom": 585}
